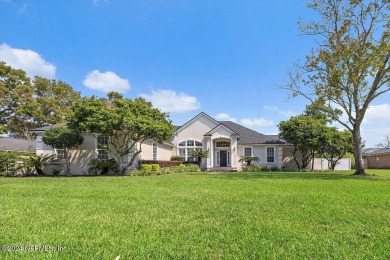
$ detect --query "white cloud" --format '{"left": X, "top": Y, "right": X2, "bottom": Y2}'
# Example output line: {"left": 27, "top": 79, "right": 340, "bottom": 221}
{"left": 264, "top": 105, "right": 295, "bottom": 118}
{"left": 140, "top": 89, "right": 200, "bottom": 113}
{"left": 215, "top": 113, "right": 236, "bottom": 122}
{"left": 83, "top": 70, "right": 130, "bottom": 93}
{"left": 0, "top": 43, "right": 56, "bottom": 79}
{"left": 363, "top": 104, "right": 390, "bottom": 124}
{"left": 241, "top": 118, "right": 274, "bottom": 127}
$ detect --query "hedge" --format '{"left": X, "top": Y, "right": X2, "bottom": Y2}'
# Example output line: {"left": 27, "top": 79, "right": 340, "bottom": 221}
{"left": 139, "top": 160, "right": 183, "bottom": 167}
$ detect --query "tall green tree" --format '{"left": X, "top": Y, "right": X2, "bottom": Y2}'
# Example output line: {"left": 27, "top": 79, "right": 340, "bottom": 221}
{"left": 278, "top": 115, "right": 327, "bottom": 171}
{"left": 321, "top": 129, "right": 354, "bottom": 170}
{"left": 286, "top": 0, "right": 389, "bottom": 175}
{"left": 0, "top": 62, "right": 80, "bottom": 139}
{"left": 42, "top": 126, "right": 84, "bottom": 176}
{"left": 66, "top": 92, "right": 175, "bottom": 175}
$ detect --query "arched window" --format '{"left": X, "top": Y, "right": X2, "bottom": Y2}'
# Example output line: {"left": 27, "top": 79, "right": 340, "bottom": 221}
{"left": 177, "top": 139, "right": 203, "bottom": 161}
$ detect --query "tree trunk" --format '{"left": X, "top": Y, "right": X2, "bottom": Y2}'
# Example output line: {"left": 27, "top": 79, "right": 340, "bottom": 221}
{"left": 35, "top": 166, "right": 45, "bottom": 175}
{"left": 352, "top": 128, "right": 366, "bottom": 175}
{"left": 197, "top": 157, "right": 202, "bottom": 168}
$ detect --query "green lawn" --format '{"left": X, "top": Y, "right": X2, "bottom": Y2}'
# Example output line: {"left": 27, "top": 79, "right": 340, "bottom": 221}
{"left": 1, "top": 170, "right": 389, "bottom": 259}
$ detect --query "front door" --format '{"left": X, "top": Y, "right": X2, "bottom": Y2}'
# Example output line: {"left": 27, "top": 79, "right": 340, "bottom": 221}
{"left": 220, "top": 150, "right": 227, "bottom": 167}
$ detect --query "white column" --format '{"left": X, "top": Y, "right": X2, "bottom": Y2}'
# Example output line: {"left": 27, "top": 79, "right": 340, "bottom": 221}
{"left": 210, "top": 139, "right": 214, "bottom": 168}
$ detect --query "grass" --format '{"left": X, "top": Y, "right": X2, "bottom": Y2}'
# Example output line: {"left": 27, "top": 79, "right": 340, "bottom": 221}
{"left": 1, "top": 170, "right": 389, "bottom": 259}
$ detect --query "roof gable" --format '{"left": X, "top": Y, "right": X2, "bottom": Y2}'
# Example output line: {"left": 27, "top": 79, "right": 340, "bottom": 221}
{"left": 204, "top": 123, "right": 239, "bottom": 136}
{"left": 175, "top": 112, "right": 219, "bottom": 134}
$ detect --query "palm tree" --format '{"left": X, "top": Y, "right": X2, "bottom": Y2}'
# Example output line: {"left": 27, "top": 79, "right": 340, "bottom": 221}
{"left": 238, "top": 156, "right": 260, "bottom": 166}
{"left": 87, "top": 158, "right": 119, "bottom": 175}
{"left": 190, "top": 149, "right": 210, "bottom": 168}
{"left": 25, "top": 154, "right": 56, "bottom": 175}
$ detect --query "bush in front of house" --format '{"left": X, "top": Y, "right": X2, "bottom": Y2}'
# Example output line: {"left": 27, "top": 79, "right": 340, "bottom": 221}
{"left": 131, "top": 163, "right": 201, "bottom": 176}
{"left": 139, "top": 160, "right": 182, "bottom": 167}
{"left": 170, "top": 156, "right": 184, "bottom": 161}
{"left": 88, "top": 158, "right": 119, "bottom": 175}
{"left": 242, "top": 165, "right": 262, "bottom": 172}
{"left": 242, "top": 165, "right": 272, "bottom": 172}
{"left": 139, "top": 164, "right": 152, "bottom": 172}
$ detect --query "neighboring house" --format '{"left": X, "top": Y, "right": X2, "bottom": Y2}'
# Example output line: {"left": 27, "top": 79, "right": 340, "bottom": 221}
{"left": 363, "top": 148, "right": 390, "bottom": 169}
{"left": 0, "top": 137, "right": 36, "bottom": 153}
{"left": 30, "top": 112, "right": 293, "bottom": 174}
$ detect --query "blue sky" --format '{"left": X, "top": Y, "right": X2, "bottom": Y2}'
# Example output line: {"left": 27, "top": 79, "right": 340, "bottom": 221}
{"left": 1, "top": 0, "right": 389, "bottom": 147}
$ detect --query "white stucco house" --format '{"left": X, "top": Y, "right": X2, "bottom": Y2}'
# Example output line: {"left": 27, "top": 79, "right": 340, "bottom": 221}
{"left": 30, "top": 112, "right": 294, "bottom": 174}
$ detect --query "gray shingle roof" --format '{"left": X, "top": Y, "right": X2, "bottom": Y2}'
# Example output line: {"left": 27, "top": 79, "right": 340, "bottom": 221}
{"left": 219, "top": 121, "right": 286, "bottom": 145}
{"left": 363, "top": 147, "right": 390, "bottom": 156}
{"left": 0, "top": 137, "right": 36, "bottom": 153}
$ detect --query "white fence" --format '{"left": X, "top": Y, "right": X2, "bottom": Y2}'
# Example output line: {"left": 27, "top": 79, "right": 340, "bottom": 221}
{"left": 312, "top": 158, "right": 351, "bottom": 171}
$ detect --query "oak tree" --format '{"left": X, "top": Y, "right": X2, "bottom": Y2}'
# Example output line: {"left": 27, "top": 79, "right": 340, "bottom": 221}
{"left": 0, "top": 62, "right": 80, "bottom": 139}
{"left": 66, "top": 92, "right": 175, "bottom": 175}
{"left": 286, "top": 0, "right": 390, "bottom": 175}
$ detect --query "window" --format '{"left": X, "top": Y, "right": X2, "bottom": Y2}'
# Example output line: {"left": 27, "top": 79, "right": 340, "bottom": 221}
{"left": 153, "top": 142, "right": 158, "bottom": 160}
{"left": 187, "top": 148, "right": 196, "bottom": 161}
{"left": 177, "top": 139, "right": 203, "bottom": 161}
{"left": 178, "top": 148, "right": 186, "bottom": 157}
{"left": 216, "top": 141, "right": 230, "bottom": 147}
{"left": 267, "top": 147, "right": 275, "bottom": 162}
{"left": 97, "top": 135, "right": 109, "bottom": 160}
{"left": 244, "top": 147, "right": 252, "bottom": 157}
{"left": 56, "top": 149, "right": 66, "bottom": 160}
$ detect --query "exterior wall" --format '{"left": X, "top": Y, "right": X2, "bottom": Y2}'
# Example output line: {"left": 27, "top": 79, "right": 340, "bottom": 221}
{"left": 282, "top": 146, "right": 299, "bottom": 171}
{"left": 366, "top": 154, "right": 390, "bottom": 169}
{"left": 172, "top": 115, "right": 218, "bottom": 148}
{"left": 138, "top": 140, "right": 173, "bottom": 161}
{"left": 37, "top": 135, "right": 96, "bottom": 175}
{"left": 236, "top": 145, "right": 282, "bottom": 171}
{"left": 173, "top": 115, "right": 218, "bottom": 170}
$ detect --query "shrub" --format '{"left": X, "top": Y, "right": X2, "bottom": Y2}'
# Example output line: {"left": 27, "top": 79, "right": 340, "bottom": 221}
{"left": 139, "top": 164, "right": 152, "bottom": 172}
{"left": 260, "top": 165, "right": 268, "bottom": 171}
{"left": 139, "top": 160, "right": 182, "bottom": 167}
{"left": 270, "top": 166, "right": 280, "bottom": 172}
{"left": 242, "top": 165, "right": 262, "bottom": 172}
{"left": 88, "top": 158, "right": 119, "bottom": 175}
{"left": 151, "top": 164, "right": 160, "bottom": 172}
{"left": 170, "top": 156, "right": 184, "bottom": 161}
{"left": 185, "top": 164, "right": 201, "bottom": 172}
{"left": 0, "top": 151, "right": 31, "bottom": 176}
{"left": 52, "top": 169, "right": 61, "bottom": 176}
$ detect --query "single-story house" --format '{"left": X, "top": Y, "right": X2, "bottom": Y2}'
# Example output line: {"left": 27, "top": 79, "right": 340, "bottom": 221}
{"left": 0, "top": 137, "right": 36, "bottom": 153}
{"left": 30, "top": 112, "right": 296, "bottom": 174}
{"left": 363, "top": 147, "right": 390, "bottom": 169}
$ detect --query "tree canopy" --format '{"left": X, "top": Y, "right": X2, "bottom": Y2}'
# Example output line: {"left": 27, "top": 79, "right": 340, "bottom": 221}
{"left": 279, "top": 114, "right": 354, "bottom": 171}
{"left": 286, "top": 0, "right": 390, "bottom": 175}
{"left": 66, "top": 92, "right": 175, "bottom": 174}
{"left": 278, "top": 115, "right": 327, "bottom": 170}
{"left": 0, "top": 62, "right": 80, "bottom": 139}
